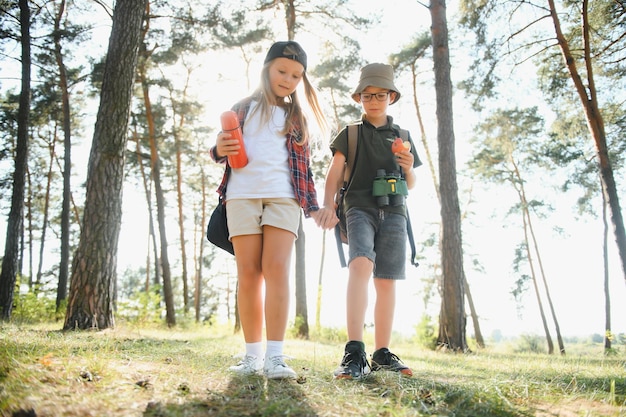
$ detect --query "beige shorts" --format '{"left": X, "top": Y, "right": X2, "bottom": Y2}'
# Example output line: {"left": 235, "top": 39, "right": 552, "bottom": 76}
{"left": 226, "top": 198, "right": 301, "bottom": 239}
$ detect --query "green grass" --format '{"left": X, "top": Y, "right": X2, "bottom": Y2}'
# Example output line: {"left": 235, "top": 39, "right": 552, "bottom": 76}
{"left": 0, "top": 322, "right": 625, "bottom": 416}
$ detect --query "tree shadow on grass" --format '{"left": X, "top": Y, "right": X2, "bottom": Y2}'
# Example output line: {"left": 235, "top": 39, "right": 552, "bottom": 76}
{"left": 356, "top": 371, "right": 533, "bottom": 417}
{"left": 143, "top": 373, "right": 317, "bottom": 417}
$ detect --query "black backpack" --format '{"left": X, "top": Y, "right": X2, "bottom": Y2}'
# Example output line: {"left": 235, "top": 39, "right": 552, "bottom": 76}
{"left": 334, "top": 122, "right": 419, "bottom": 268}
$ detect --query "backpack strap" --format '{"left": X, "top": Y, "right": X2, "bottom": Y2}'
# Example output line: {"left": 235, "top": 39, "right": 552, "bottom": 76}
{"left": 407, "top": 211, "right": 419, "bottom": 267}
{"left": 397, "top": 128, "right": 418, "bottom": 267}
{"left": 344, "top": 123, "right": 360, "bottom": 187}
{"left": 335, "top": 122, "right": 361, "bottom": 267}
{"left": 396, "top": 128, "right": 419, "bottom": 267}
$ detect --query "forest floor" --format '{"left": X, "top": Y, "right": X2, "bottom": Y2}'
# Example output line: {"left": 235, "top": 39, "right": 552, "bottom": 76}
{"left": 0, "top": 322, "right": 625, "bottom": 417}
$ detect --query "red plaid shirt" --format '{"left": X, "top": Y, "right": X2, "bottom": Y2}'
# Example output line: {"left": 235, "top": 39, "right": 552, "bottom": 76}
{"left": 210, "top": 96, "right": 319, "bottom": 217}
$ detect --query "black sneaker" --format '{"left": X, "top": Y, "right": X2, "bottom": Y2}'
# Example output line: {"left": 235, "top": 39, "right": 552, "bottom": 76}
{"left": 333, "top": 341, "right": 371, "bottom": 379}
{"left": 371, "top": 348, "right": 413, "bottom": 377}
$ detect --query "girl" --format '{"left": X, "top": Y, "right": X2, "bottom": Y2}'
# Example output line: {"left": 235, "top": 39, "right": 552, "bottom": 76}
{"left": 210, "top": 41, "right": 333, "bottom": 379}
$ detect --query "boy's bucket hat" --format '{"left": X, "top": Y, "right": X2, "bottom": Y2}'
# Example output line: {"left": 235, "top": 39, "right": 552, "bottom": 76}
{"left": 264, "top": 41, "right": 307, "bottom": 71}
{"left": 351, "top": 63, "right": 401, "bottom": 104}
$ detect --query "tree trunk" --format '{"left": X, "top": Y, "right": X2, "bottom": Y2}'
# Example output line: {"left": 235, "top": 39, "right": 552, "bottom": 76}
{"left": 410, "top": 57, "right": 484, "bottom": 348}
{"left": 295, "top": 219, "right": 309, "bottom": 338}
{"left": 0, "top": 0, "right": 30, "bottom": 320}
{"left": 284, "top": 0, "right": 296, "bottom": 41}
{"left": 463, "top": 275, "right": 484, "bottom": 348}
{"left": 26, "top": 170, "right": 33, "bottom": 289}
{"left": 510, "top": 156, "right": 555, "bottom": 353}
{"left": 172, "top": 93, "right": 189, "bottom": 314}
{"left": 132, "top": 125, "right": 160, "bottom": 291}
{"left": 431, "top": 0, "right": 467, "bottom": 351}
{"left": 35, "top": 139, "right": 55, "bottom": 292}
{"left": 63, "top": 0, "right": 147, "bottom": 330}
{"left": 602, "top": 183, "right": 611, "bottom": 352}
{"left": 520, "top": 205, "right": 554, "bottom": 354}
{"left": 514, "top": 159, "right": 565, "bottom": 354}
{"left": 136, "top": 3, "right": 175, "bottom": 326}
{"left": 548, "top": 0, "right": 626, "bottom": 281}
{"left": 195, "top": 169, "right": 207, "bottom": 322}
{"left": 275, "top": 1, "right": 310, "bottom": 341}
{"left": 315, "top": 229, "right": 326, "bottom": 330}
{"left": 54, "top": 0, "right": 71, "bottom": 312}
{"left": 140, "top": 72, "right": 176, "bottom": 327}
{"left": 233, "top": 282, "right": 241, "bottom": 333}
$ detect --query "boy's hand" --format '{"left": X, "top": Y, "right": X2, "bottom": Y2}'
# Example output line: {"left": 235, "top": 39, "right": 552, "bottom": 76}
{"left": 311, "top": 206, "right": 339, "bottom": 230}
{"left": 396, "top": 149, "right": 414, "bottom": 172}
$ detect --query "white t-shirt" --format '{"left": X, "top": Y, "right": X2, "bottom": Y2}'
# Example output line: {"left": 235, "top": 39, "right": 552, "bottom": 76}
{"left": 226, "top": 101, "right": 293, "bottom": 200}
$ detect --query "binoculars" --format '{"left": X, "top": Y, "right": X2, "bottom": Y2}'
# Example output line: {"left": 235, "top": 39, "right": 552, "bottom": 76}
{"left": 372, "top": 169, "right": 408, "bottom": 207}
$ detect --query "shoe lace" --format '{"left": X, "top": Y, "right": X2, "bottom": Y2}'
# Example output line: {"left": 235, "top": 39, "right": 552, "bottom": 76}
{"left": 267, "top": 355, "right": 290, "bottom": 367}
{"left": 374, "top": 349, "right": 403, "bottom": 366}
{"left": 387, "top": 351, "right": 402, "bottom": 364}
{"left": 342, "top": 350, "right": 367, "bottom": 369}
{"left": 239, "top": 355, "right": 259, "bottom": 367}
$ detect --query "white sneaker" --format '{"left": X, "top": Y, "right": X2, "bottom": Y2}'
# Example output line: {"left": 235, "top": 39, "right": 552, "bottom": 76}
{"left": 229, "top": 355, "right": 263, "bottom": 375}
{"left": 264, "top": 356, "right": 297, "bottom": 380}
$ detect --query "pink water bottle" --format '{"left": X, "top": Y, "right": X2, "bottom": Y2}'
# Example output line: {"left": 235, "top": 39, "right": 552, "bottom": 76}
{"left": 220, "top": 110, "right": 248, "bottom": 168}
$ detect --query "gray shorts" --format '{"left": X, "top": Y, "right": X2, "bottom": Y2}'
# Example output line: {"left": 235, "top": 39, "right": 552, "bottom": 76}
{"left": 346, "top": 207, "right": 407, "bottom": 280}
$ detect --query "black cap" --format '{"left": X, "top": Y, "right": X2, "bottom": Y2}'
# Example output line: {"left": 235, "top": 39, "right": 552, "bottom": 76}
{"left": 264, "top": 41, "right": 307, "bottom": 70}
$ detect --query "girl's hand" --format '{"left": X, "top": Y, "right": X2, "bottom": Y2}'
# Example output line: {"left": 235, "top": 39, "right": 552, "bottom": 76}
{"left": 215, "top": 131, "right": 242, "bottom": 158}
{"left": 311, "top": 207, "right": 339, "bottom": 230}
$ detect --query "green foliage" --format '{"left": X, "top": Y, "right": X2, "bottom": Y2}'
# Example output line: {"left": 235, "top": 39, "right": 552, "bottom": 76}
{"left": 515, "top": 334, "right": 545, "bottom": 354}
{"left": 310, "top": 325, "right": 348, "bottom": 345}
{"left": 591, "top": 333, "right": 604, "bottom": 344}
{"left": 116, "top": 288, "right": 164, "bottom": 325}
{"left": 12, "top": 290, "right": 61, "bottom": 323}
{"left": 288, "top": 314, "right": 308, "bottom": 339}
{"left": 413, "top": 314, "right": 438, "bottom": 350}
{"left": 460, "top": 0, "right": 626, "bottom": 222}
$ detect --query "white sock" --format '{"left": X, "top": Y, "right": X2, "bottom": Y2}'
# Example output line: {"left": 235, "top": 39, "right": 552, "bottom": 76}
{"left": 245, "top": 342, "right": 263, "bottom": 359}
{"left": 265, "top": 340, "right": 283, "bottom": 359}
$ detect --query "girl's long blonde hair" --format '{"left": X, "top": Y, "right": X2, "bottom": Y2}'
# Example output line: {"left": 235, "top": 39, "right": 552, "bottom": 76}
{"left": 251, "top": 45, "right": 327, "bottom": 145}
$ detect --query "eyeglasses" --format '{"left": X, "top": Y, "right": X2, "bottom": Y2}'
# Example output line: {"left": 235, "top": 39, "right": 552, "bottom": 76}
{"left": 359, "top": 91, "right": 390, "bottom": 102}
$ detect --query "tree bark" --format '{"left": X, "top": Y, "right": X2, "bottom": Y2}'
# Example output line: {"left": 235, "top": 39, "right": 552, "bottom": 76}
{"left": 63, "top": 0, "right": 147, "bottom": 330}
{"left": 131, "top": 125, "right": 160, "bottom": 291}
{"left": 295, "top": 219, "right": 309, "bottom": 338}
{"left": 35, "top": 138, "right": 55, "bottom": 290}
{"left": 53, "top": 0, "right": 72, "bottom": 312}
{"left": 195, "top": 169, "right": 207, "bottom": 322}
{"left": 137, "top": 3, "right": 176, "bottom": 326}
{"left": 520, "top": 200, "right": 554, "bottom": 354}
{"left": 172, "top": 87, "right": 189, "bottom": 314}
{"left": 140, "top": 68, "right": 176, "bottom": 327}
{"left": 315, "top": 229, "right": 326, "bottom": 330}
{"left": 0, "top": 0, "right": 30, "bottom": 320}
{"left": 408, "top": 51, "right": 484, "bottom": 348}
{"left": 602, "top": 184, "right": 611, "bottom": 352}
{"left": 431, "top": 0, "right": 467, "bottom": 351}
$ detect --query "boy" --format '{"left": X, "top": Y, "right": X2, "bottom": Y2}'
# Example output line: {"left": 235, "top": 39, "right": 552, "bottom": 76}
{"left": 317, "top": 63, "right": 422, "bottom": 379}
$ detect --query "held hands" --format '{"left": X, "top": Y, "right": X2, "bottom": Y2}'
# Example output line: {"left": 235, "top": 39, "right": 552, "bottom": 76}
{"left": 311, "top": 206, "right": 339, "bottom": 230}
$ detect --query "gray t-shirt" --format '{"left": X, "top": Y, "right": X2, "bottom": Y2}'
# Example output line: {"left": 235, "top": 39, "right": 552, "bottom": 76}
{"left": 330, "top": 116, "right": 421, "bottom": 216}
